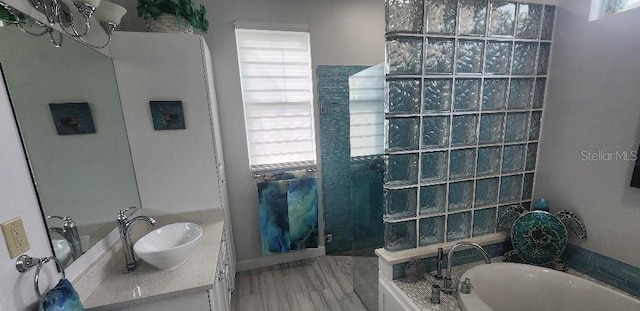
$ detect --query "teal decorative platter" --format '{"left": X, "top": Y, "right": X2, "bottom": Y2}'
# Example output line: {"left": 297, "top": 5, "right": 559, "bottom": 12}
{"left": 511, "top": 211, "right": 568, "bottom": 265}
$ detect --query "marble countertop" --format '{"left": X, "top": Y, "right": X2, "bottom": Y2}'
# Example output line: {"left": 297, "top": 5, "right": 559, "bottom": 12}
{"left": 83, "top": 209, "right": 225, "bottom": 310}
{"left": 394, "top": 257, "right": 633, "bottom": 311}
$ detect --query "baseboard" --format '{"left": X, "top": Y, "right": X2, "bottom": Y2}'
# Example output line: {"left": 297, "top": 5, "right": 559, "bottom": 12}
{"left": 236, "top": 247, "right": 326, "bottom": 272}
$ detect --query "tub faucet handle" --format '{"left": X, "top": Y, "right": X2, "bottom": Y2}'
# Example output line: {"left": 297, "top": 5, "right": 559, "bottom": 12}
{"left": 430, "top": 284, "right": 441, "bottom": 304}
{"left": 434, "top": 247, "right": 444, "bottom": 279}
{"left": 460, "top": 278, "right": 472, "bottom": 294}
{"left": 443, "top": 276, "right": 453, "bottom": 293}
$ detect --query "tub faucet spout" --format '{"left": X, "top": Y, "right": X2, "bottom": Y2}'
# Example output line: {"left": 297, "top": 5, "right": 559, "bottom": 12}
{"left": 442, "top": 241, "right": 491, "bottom": 294}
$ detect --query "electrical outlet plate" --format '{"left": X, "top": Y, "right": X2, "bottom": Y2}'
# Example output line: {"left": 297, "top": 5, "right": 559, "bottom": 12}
{"left": 1, "top": 217, "right": 30, "bottom": 258}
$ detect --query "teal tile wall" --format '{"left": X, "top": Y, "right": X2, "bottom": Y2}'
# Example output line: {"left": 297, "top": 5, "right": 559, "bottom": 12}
{"left": 562, "top": 244, "right": 640, "bottom": 298}
{"left": 318, "top": 65, "right": 385, "bottom": 254}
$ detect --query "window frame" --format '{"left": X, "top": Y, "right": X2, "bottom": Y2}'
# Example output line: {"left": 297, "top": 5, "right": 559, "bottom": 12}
{"left": 591, "top": 0, "right": 640, "bottom": 20}
{"left": 234, "top": 23, "right": 317, "bottom": 172}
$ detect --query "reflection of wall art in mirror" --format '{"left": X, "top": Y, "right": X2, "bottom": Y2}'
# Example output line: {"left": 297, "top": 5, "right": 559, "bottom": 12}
{"left": 150, "top": 100, "right": 185, "bottom": 130}
{"left": 49, "top": 103, "right": 96, "bottom": 135}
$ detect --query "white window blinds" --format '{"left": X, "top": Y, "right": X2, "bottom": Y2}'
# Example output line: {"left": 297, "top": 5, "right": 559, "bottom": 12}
{"left": 348, "top": 63, "right": 385, "bottom": 157}
{"left": 235, "top": 28, "right": 316, "bottom": 170}
{"left": 596, "top": 0, "right": 640, "bottom": 18}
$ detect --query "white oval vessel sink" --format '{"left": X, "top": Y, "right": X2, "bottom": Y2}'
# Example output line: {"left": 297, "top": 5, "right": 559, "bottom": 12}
{"left": 134, "top": 222, "right": 203, "bottom": 271}
{"left": 52, "top": 239, "right": 72, "bottom": 266}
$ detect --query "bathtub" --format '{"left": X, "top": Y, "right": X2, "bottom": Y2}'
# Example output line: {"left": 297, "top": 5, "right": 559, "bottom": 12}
{"left": 457, "top": 263, "right": 640, "bottom": 311}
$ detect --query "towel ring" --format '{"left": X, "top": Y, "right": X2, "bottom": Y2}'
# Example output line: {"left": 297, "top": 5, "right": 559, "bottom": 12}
{"left": 16, "top": 254, "right": 66, "bottom": 300}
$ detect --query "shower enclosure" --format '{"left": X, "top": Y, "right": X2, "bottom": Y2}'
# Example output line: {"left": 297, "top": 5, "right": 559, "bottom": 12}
{"left": 318, "top": 63, "right": 385, "bottom": 310}
{"left": 348, "top": 64, "right": 385, "bottom": 310}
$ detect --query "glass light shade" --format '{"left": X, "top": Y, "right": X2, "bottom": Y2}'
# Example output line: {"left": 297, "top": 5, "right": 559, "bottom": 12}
{"left": 94, "top": 1, "right": 126, "bottom": 25}
{"left": 77, "top": 0, "right": 102, "bottom": 9}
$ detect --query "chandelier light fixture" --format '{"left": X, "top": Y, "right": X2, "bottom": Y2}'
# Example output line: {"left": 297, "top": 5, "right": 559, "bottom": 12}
{"left": 0, "top": 0, "right": 126, "bottom": 48}
{"left": 1, "top": 2, "right": 63, "bottom": 46}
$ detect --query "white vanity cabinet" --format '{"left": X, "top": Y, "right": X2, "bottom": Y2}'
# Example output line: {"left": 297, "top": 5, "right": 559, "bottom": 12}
{"left": 209, "top": 227, "right": 233, "bottom": 311}
{"left": 117, "top": 292, "right": 212, "bottom": 311}
{"left": 115, "top": 227, "right": 234, "bottom": 311}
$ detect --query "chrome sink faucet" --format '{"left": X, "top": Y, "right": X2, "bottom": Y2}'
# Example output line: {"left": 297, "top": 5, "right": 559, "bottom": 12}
{"left": 47, "top": 215, "right": 83, "bottom": 260}
{"left": 442, "top": 241, "right": 491, "bottom": 294}
{"left": 117, "top": 208, "right": 156, "bottom": 273}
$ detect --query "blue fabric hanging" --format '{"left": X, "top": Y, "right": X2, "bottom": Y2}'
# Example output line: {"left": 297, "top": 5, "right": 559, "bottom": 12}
{"left": 258, "top": 177, "right": 318, "bottom": 255}
{"left": 38, "top": 278, "right": 84, "bottom": 311}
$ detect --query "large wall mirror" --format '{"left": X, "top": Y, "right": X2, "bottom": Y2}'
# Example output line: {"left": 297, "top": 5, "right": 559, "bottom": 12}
{"left": 0, "top": 10, "right": 140, "bottom": 267}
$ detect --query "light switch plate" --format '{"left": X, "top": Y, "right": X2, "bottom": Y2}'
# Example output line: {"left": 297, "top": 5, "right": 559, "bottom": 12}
{"left": 1, "top": 217, "right": 30, "bottom": 258}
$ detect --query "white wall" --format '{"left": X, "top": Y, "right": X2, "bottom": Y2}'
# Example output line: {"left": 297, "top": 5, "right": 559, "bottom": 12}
{"left": 0, "top": 67, "right": 57, "bottom": 311}
{"left": 203, "top": 0, "right": 385, "bottom": 262}
{"left": 113, "top": 0, "right": 579, "bottom": 263}
{"left": 111, "top": 0, "right": 386, "bottom": 262}
{"left": 536, "top": 0, "right": 640, "bottom": 267}
{"left": 110, "top": 32, "right": 222, "bottom": 215}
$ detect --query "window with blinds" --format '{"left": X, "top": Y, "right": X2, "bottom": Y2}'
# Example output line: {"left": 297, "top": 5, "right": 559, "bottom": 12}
{"left": 592, "top": 0, "right": 640, "bottom": 19}
{"left": 235, "top": 28, "right": 316, "bottom": 171}
{"left": 348, "top": 63, "right": 385, "bottom": 157}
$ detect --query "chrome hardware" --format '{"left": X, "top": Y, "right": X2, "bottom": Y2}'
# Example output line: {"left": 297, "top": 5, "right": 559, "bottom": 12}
{"left": 460, "top": 277, "right": 472, "bottom": 294}
{"left": 0, "top": 1, "right": 64, "bottom": 47}
{"left": 47, "top": 215, "right": 83, "bottom": 260}
{"left": 29, "top": 0, "right": 120, "bottom": 48}
{"left": 1, "top": 0, "right": 125, "bottom": 48}
{"left": 443, "top": 276, "right": 453, "bottom": 292}
{"left": 27, "top": 0, "right": 74, "bottom": 27}
{"left": 434, "top": 247, "right": 444, "bottom": 279}
{"left": 16, "top": 254, "right": 65, "bottom": 300}
{"left": 430, "top": 284, "right": 441, "bottom": 304}
{"left": 218, "top": 268, "right": 226, "bottom": 281}
{"left": 117, "top": 208, "right": 156, "bottom": 273}
{"left": 442, "top": 241, "right": 491, "bottom": 294}
{"left": 16, "top": 254, "right": 42, "bottom": 272}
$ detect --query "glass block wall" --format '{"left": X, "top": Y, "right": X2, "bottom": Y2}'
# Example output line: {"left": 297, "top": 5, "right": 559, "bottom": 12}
{"left": 383, "top": 0, "right": 555, "bottom": 251}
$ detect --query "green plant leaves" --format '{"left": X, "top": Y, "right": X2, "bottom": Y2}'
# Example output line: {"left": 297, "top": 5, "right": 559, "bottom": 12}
{"left": 149, "top": 6, "right": 162, "bottom": 18}
{"left": 137, "top": 0, "right": 209, "bottom": 32}
{"left": 0, "top": 5, "right": 20, "bottom": 23}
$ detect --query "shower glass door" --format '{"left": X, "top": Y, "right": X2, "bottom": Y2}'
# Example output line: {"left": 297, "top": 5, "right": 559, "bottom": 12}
{"left": 317, "top": 63, "right": 384, "bottom": 310}
{"left": 349, "top": 64, "right": 385, "bottom": 310}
